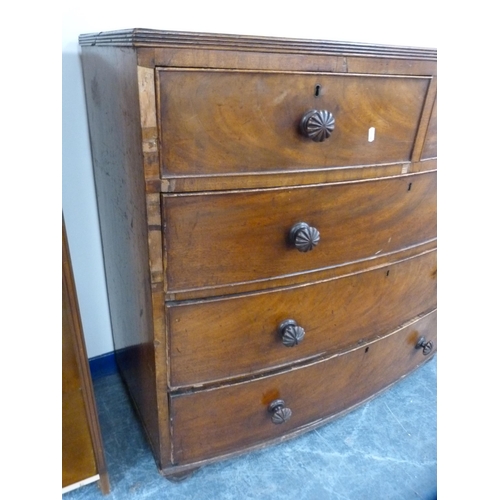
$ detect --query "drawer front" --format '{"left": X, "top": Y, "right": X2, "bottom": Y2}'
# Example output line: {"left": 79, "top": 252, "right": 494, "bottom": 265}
{"left": 163, "top": 172, "right": 436, "bottom": 293}
{"left": 157, "top": 69, "right": 430, "bottom": 176}
{"left": 421, "top": 96, "right": 437, "bottom": 159}
{"left": 168, "top": 250, "right": 437, "bottom": 387}
{"left": 170, "top": 311, "right": 437, "bottom": 465}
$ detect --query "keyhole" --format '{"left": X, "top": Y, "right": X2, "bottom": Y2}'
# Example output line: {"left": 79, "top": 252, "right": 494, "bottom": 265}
{"left": 315, "top": 84, "right": 321, "bottom": 97}
{"left": 408, "top": 183, "right": 412, "bottom": 191}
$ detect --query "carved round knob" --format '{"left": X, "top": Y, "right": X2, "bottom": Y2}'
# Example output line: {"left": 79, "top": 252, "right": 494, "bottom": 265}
{"left": 415, "top": 336, "right": 433, "bottom": 355}
{"left": 268, "top": 399, "right": 292, "bottom": 424}
{"left": 288, "top": 222, "right": 320, "bottom": 252}
{"left": 279, "top": 319, "right": 305, "bottom": 347}
{"left": 300, "top": 109, "right": 335, "bottom": 142}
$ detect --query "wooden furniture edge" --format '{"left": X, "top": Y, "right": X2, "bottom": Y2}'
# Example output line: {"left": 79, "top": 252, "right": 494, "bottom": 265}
{"left": 79, "top": 28, "right": 436, "bottom": 60}
{"left": 63, "top": 217, "right": 110, "bottom": 494}
{"left": 161, "top": 348, "right": 436, "bottom": 479}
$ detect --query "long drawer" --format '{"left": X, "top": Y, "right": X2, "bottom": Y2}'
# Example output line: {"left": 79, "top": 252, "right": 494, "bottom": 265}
{"left": 157, "top": 69, "right": 430, "bottom": 176}
{"left": 170, "top": 310, "right": 437, "bottom": 465}
{"left": 163, "top": 172, "right": 436, "bottom": 293}
{"left": 168, "top": 249, "right": 437, "bottom": 387}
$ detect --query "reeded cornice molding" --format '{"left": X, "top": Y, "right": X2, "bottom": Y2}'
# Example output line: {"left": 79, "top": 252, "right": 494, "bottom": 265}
{"left": 79, "top": 28, "right": 437, "bottom": 61}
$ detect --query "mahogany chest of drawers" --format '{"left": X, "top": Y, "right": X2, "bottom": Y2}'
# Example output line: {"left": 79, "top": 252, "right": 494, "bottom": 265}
{"left": 79, "top": 29, "right": 437, "bottom": 479}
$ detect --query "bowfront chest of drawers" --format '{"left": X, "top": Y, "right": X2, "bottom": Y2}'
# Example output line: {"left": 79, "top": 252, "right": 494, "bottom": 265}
{"left": 79, "top": 29, "right": 437, "bottom": 478}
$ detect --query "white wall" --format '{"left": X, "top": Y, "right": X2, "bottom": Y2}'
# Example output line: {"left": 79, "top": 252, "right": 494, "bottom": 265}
{"left": 62, "top": 1, "right": 437, "bottom": 358}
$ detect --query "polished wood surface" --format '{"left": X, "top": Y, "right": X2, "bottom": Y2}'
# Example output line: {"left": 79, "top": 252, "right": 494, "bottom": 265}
{"left": 165, "top": 238, "right": 437, "bottom": 302}
{"left": 163, "top": 172, "right": 436, "bottom": 294}
{"left": 170, "top": 310, "right": 436, "bottom": 465}
{"left": 80, "top": 29, "right": 437, "bottom": 478}
{"left": 62, "top": 218, "right": 109, "bottom": 493}
{"left": 80, "top": 29, "right": 437, "bottom": 77}
{"left": 158, "top": 70, "right": 430, "bottom": 176}
{"left": 168, "top": 249, "right": 436, "bottom": 387}
{"left": 149, "top": 159, "right": 436, "bottom": 194}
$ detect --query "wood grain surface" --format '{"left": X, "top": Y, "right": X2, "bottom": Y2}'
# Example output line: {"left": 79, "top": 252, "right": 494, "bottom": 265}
{"left": 170, "top": 310, "right": 437, "bottom": 465}
{"left": 163, "top": 171, "right": 437, "bottom": 293}
{"left": 79, "top": 30, "right": 437, "bottom": 475}
{"left": 158, "top": 69, "right": 430, "bottom": 176}
{"left": 168, "top": 249, "right": 436, "bottom": 387}
{"left": 62, "top": 218, "right": 109, "bottom": 493}
{"left": 81, "top": 46, "right": 168, "bottom": 466}
{"left": 421, "top": 95, "right": 437, "bottom": 160}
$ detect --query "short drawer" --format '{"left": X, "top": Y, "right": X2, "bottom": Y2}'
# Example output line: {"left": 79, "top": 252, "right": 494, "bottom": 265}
{"left": 170, "top": 310, "right": 437, "bottom": 465}
{"left": 157, "top": 69, "right": 430, "bottom": 176}
{"left": 168, "top": 249, "right": 437, "bottom": 387}
{"left": 163, "top": 172, "right": 436, "bottom": 293}
{"left": 421, "top": 96, "right": 437, "bottom": 160}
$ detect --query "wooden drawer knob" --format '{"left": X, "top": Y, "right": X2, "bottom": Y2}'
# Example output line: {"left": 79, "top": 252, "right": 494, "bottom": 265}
{"left": 279, "top": 319, "right": 305, "bottom": 347}
{"left": 288, "top": 222, "right": 320, "bottom": 252}
{"left": 300, "top": 109, "right": 335, "bottom": 142}
{"left": 268, "top": 399, "right": 292, "bottom": 424}
{"left": 415, "top": 336, "right": 433, "bottom": 355}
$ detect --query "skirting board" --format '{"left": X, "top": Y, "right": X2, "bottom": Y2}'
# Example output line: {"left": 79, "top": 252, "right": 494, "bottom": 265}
{"left": 88, "top": 351, "right": 117, "bottom": 380}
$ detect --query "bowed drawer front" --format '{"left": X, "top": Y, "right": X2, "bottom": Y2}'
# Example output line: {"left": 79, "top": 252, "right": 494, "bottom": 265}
{"left": 167, "top": 249, "right": 437, "bottom": 388}
{"left": 170, "top": 311, "right": 437, "bottom": 466}
{"left": 79, "top": 29, "right": 437, "bottom": 479}
{"left": 163, "top": 172, "right": 436, "bottom": 294}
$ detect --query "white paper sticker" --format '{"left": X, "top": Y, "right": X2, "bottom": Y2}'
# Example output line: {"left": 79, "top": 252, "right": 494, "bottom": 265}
{"left": 368, "top": 127, "right": 375, "bottom": 142}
